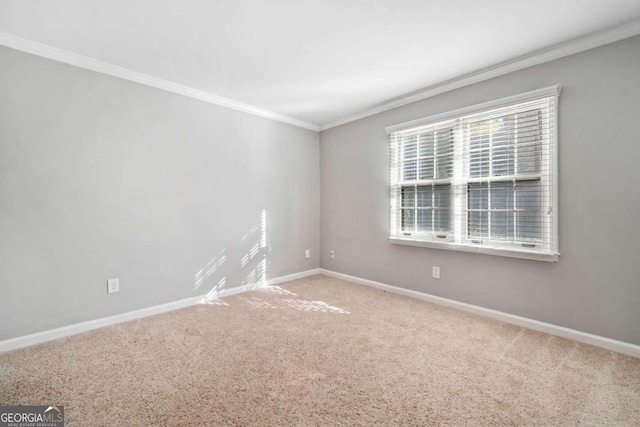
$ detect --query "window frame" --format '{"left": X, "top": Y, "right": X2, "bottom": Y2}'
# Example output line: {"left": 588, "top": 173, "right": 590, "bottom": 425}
{"left": 387, "top": 86, "right": 560, "bottom": 262}
{"left": 397, "top": 125, "right": 455, "bottom": 242}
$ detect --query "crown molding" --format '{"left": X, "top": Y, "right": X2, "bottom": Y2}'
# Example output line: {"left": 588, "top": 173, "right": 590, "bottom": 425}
{"left": 2, "top": 18, "right": 639, "bottom": 134}
{"left": 319, "top": 19, "right": 640, "bottom": 131}
{"left": 0, "top": 32, "right": 320, "bottom": 132}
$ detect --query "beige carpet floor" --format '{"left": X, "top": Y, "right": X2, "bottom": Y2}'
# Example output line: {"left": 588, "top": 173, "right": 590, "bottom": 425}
{"left": 1, "top": 274, "right": 639, "bottom": 426}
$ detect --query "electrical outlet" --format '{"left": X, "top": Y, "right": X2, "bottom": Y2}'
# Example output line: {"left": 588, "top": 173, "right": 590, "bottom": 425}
{"left": 305, "top": 249, "right": 310, "bottom": 259}
{"left": 107, "top": 278, "right": 120, "bottom": 294}
{"left": 330, "top": 250, "right": 335, "bottom": 259}
{"left": 432, "top": 267, "right": 441, "bottom": 279}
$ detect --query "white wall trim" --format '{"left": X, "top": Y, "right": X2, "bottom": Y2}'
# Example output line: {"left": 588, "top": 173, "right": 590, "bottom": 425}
{"left": 3, "top": 267, "right": 638, "bottom": 358}
{"left": 319, "top": 19, "right": 640, "bottom": 131}
{"left": 3, "top": 20, "right": 640, "bottom": 134}
{"left": 266, "top": 268, "right": 321, "bottom": 286}
{"left": 319, "top": 269, "right": 640, "bottom": 358}
{"left": 0, "top": 268, "right": 321, "bottom": 353}
{"left": 0, "top": 32, "right": 319, "bottom": 132}
{"left": 388, "top": 237, "right": 559, "bottom": 262}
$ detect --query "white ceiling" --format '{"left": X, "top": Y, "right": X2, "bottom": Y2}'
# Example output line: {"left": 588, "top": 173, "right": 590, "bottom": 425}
{"left": 1, "top": 0, "right": 640, "bottom": 128}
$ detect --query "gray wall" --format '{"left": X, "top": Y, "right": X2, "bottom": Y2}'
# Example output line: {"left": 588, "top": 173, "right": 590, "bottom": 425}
{"left": 0, "top": 46, "right": 320, "bottom": 341}
{"left": 320, "top": 35, "right": 640, "bottom": 345}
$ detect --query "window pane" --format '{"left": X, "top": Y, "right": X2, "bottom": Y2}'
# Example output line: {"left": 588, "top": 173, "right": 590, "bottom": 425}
{"left": 469, "top": 120, "right": 491, "bottom": 150}
{"left": 517, "top": 142, "right": 541, "bottom": 174}
{"left": 417, "top": 132, "right": 434, "bottom": 179}
{"left": 469, "top": 120, "right": 491, "bottom": 178}
{"left": 489, "top": 182, "right": 514, "bottom": 240}
{"left": 434, "top": 209, "right": 450, "bottom": 233}
{"left": 403, "top": 136, "right": 418, "bottom": 159}
{"left": 434, "top": 185, "right": 451, "bottom": 208}
{"left": 434, "top": 184, "right": 451, "bottom": 233}
{"left": 402, "top": 136, "right": 418, "bottom": 180}
{"left": 515, "top": 179, "right": 542, "bottom": 242}
{"left": 490, "top": 182, "right": 514, "bottom": 210}
{"left": 516, "top": 211, "right": 541, "bottom": 241}
{"left": 416, "top": 185, "right": 432, "bottom": 208}
{"left": 491, "top": 116, "right": 515, "bottom": 177}
{"left": 401, "top": 186, "right": 415, "bottom": 208}
{"left": 492, "top": 149, "right": 515, "bottom": 176}
{"left": 435, "top": 128, "right": 453, "bottom": 179}
{"left": 516, "top": 110, "right": 542, "bottom": 174}
{"left": 418, "top": 133, "right": 434, "bottom": 157}
{"left": 436, "top": 155, "right": 452, "bottom": 179}
{"left": 515, "top": 180, "right": 541, "bottom": 210}
{"left": 416, "top": 209, "right": 433, "bottom": 233}
{"left": 468, "top": 183, "right": 488, "bottom": 210}
{"left": 403, "top": 159, "right": 417, "bottom": 181}
{"left": 418, "top": 157, "right": 434, "bottom": 180}
{"left": 491, "top": 211, "right": 514, "bottom": 240}
{"left": 468, "top": 211, "right": 488, "bottom": 238}
{"left": 436, "top": 129, "right": 453, "bottom": 155}
{"left": 401, "top": 209, "right": 415, "bottom": 233}
{"left": 470, "top": 149, "right": 490, "bottom": 178}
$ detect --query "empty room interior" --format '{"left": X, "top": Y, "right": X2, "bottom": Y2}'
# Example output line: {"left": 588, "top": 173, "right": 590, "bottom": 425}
{"left": 1, "top": 1, "right": 640, "bottom": 425}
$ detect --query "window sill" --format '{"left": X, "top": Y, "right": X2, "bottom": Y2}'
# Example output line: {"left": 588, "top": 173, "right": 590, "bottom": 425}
{"left": 389, "top": 237, "right": 559, "bottom": 262}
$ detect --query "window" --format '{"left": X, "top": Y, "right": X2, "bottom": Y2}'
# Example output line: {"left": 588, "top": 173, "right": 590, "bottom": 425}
{"left": 388, "top": 86, "right": 560, "bottom": 261}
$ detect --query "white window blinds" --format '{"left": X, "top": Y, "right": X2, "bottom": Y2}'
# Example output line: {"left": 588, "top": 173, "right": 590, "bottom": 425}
{"left": 388, "top": 86, "right": 560, "bottom": 261}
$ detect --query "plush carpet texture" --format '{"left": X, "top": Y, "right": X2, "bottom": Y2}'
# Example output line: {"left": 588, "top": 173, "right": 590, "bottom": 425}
{"left": 1, "top": 274, "right": 639, "bottom": 426}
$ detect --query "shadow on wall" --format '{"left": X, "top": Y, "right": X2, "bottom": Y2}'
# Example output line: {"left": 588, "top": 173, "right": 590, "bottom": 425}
{"left": 192, "top": 210, "right": 349, "bottom": 314}
{"left": 197, "top": 209, "right": 270, "bottom": 305}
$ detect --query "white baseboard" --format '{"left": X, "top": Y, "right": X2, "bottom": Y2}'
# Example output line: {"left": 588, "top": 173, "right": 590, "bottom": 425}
{"left": 8, "top": 267, "right": 635, "bottom": 358}
{"left": 0, "top": 268, "right": 321, "bottom": 353}
{"left": 319, "top": 269, "right": 640, "bottom": 358}
{"left": 267, "top": 268, "right": 321, "bottom": 286}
